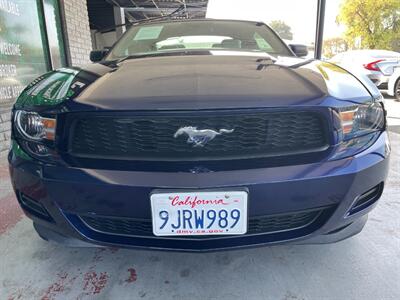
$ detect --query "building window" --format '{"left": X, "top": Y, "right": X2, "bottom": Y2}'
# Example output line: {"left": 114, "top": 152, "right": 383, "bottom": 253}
{"left": 0, "top": 0, "right": 67, "bottom": 110}
{"left": 42, "top": 0, "right": 68, "bottom": 69}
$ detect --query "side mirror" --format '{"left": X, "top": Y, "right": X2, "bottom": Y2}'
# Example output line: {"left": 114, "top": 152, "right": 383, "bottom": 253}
{"left": 289, "top": 44, "right": 309, "bottom": 57}
{"left": 90, "top": 49, "right": 109, "bottom": 62}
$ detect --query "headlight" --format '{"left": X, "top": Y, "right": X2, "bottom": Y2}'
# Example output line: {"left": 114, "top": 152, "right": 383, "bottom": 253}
{"left": 338, "top": 101, "right": 385, "bottom": 140}
{"left": 13, "top": 110, "right": 58, "bottom": 160}
{"left": 14, "top": 111, "right": 56, "bottom": 141}
{"left": 332, "top": 101, "right": 385, "bottom": 159}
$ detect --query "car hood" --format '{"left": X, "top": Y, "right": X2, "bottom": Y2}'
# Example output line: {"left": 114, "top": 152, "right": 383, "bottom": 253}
{"left": 15, "top": 52, "right": 377, "bottom": 111}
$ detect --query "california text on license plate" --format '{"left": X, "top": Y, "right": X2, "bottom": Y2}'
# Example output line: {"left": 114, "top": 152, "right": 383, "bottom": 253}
{"left": 150, "top": 191, "right": 248, "bottom": 236}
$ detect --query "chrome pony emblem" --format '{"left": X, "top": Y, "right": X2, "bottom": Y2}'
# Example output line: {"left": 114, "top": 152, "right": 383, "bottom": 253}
{"left": 174, "top": 126, "right": 234, "bottom": 147}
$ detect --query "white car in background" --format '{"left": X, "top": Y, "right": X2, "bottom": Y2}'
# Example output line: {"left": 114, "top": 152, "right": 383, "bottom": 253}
{"left": 330, "top": 50, "right": 400, "bottom": 88}
{"left": 387, "top": 66, "right": 400, "bottom": 101}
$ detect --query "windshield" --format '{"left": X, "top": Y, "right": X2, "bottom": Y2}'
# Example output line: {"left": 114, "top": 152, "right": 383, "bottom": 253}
{"left": 106, "top": 20, "right": 293, "bottom": 60}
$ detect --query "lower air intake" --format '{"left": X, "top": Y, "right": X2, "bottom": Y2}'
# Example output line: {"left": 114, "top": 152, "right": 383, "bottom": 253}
{"left": 348, "top": 183, "right": 384, "bottom": 215}
{"left": 79, "top": 207, "right": 328, "bottom": 238}
{"left": 17, "top": 192, "right": 53, "bottom": 222}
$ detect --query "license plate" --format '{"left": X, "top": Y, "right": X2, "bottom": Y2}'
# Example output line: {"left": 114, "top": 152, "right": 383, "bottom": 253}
{"left": 150, "top": 191, "right": 248, "bottom": 236}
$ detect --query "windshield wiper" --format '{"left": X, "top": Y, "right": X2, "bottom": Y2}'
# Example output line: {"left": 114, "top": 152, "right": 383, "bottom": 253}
{"left": 256, "top": 57, "right": 275, "bottom": 63}
{"left": 287, "top": 58, "right": 315, "bottom": 68}
{"left": 116, "top": 50, "right": 279, "bottom": 66}
{"left": 116, "top": 53, "right": 155, "bottom": 64}
{"left": 116, "top": 49, "right": 220, "bottom": 64}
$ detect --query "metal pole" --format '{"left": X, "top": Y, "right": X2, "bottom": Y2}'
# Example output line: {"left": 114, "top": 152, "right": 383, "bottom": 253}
{"left": 315, "top": 0, "right": 326, "bottom": 59}
{"left": 114, "top": 7, "right": 126, "bottom": 39}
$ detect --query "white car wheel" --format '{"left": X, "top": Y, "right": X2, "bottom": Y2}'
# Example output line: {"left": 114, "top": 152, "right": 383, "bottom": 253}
{"left": 395, "top": 78, "right": 400, "bottom": 101}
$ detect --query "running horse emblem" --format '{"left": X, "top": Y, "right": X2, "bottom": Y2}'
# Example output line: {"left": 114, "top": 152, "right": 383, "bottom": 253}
{"left": 173, "top": 126, "right": 235, "bottom": 147}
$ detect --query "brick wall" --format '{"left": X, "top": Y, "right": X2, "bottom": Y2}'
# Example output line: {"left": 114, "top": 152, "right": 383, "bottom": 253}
{"left": 61, "top": 0, "right": 93, "bottom": 66}
{"left": 0, "top": 111, "right": 11, "bottom": 155}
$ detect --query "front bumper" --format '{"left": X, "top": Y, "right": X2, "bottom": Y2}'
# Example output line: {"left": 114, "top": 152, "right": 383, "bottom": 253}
{"left": 9, "top": 132, "right": 390, "bottom": 252}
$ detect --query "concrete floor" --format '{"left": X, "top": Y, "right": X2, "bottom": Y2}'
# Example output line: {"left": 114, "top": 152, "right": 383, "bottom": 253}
{"left": 1, "top": 100, "right": 399, "bottom": 300}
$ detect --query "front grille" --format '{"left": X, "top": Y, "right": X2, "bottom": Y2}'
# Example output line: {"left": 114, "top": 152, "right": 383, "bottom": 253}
{"left": 79, "top": 208, "right": 325, "bottom": 238}
{"left": 68, "top": 110, "right": 328, "bottom": 161}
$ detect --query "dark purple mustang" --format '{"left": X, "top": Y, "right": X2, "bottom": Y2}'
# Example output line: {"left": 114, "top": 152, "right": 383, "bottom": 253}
{"left": 9, "top": 19, "right": 389, "bottom": 251}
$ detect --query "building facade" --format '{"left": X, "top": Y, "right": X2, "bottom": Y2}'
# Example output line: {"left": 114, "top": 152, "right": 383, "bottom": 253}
{"left": 0, "top": 0, "right": 92, "bottom": 155}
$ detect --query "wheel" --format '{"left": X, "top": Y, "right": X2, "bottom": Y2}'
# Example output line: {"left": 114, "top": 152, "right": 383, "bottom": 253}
{"left": 395, "top": 78, "right": 400, "bottom": 101}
